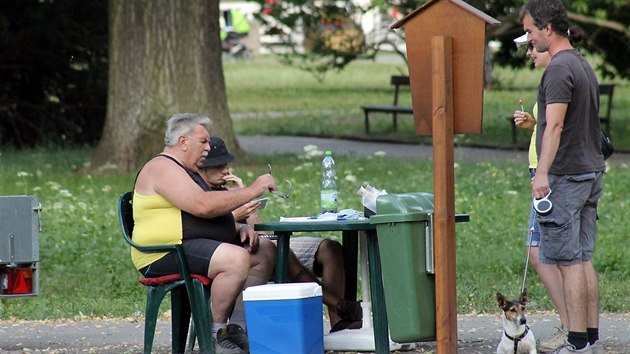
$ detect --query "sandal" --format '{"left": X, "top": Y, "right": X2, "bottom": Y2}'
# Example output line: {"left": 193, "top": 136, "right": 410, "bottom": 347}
{"left": 330, "top": 319, "right": 363, "bottom": 333}
{"left": 336, "top": 299, "right": 363, "bottom": 321}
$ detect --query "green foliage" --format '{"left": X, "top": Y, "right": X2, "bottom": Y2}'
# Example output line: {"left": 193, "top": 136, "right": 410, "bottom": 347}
{"left": 0, "top": 0, "right": 108, "bottom": 147}
{"left": 1, "top": 144, "right": 629, "bottom": 318}
{"left": 254, "top": 0, "right": 630, "bottom": 80}
{"left": 251, "top": 0, "right": 366, "bottom": 80}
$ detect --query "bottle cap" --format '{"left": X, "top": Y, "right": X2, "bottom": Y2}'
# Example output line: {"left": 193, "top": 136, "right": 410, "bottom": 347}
{"left": 325, "top": 150, "right": 332, "bottom": 156}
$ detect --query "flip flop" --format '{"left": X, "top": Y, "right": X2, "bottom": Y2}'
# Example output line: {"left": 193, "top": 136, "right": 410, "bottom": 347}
{"left": 336, "top": 299, "right": 363, "bottom": 321}
{"left": 330, "top": 319, "right": 362, "bottom": 333}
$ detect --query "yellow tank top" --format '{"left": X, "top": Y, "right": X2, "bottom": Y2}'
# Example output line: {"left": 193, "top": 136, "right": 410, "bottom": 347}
{"left": 131, "top": 192, "right": 183, "bottom": 270}
{"left": 528, "top": 102, "right": 539, "bottom": 169}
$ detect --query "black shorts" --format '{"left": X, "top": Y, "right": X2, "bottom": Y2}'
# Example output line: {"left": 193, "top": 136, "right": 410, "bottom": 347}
{"left": 139, "top": 238, "right": 222, "bottom": 277}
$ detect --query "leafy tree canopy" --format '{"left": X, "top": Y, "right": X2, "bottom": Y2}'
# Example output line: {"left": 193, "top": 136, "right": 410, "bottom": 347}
{"left": 253, "top": 0, "right": 630, "bottom": 80}
{"left": 252, "top": 0, "right": 367, "bottom": 80}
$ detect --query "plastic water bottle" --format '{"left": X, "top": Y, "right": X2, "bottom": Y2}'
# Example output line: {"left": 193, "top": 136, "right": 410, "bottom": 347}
{"left": 320, "top": 150, "right": 338, "bottom": 214}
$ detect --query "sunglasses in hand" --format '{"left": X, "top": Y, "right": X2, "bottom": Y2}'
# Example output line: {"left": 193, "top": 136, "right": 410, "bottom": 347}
{"left": 267, "top": 164, "right": 291, "bottom": 199}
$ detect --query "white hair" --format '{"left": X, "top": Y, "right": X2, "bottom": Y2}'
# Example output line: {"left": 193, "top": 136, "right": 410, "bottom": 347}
{"left": 164, "top": 113, "right": 212, "bottom": 146}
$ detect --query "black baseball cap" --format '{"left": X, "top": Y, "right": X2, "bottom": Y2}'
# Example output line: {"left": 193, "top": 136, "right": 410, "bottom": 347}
{"left": 200, "top": 137, "right": 235, "bottom": 168}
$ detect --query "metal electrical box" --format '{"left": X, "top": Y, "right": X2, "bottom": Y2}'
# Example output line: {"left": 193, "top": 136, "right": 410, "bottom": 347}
{"left": 0, "top": 195, "right": 41, "bottom": 297}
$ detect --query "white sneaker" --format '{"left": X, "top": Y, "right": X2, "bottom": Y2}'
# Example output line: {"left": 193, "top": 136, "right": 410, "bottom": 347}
{"left": 590, "top": 340, "right": 604, "bottom": 354}
{"left": 538, "top": 327, "right": 569, "bottom": 352}
{"left": 549, "top": 342, "right": 592, "bottom": 354}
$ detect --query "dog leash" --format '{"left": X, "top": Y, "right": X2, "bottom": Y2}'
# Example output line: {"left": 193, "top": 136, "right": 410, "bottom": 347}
{"left": 520, "top": 227, "right": 535, "bottom": 294}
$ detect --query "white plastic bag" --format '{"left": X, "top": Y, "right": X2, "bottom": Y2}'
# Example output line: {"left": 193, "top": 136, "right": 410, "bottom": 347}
{"left": 357, "top": 185, "right": 387, "bottom": 213}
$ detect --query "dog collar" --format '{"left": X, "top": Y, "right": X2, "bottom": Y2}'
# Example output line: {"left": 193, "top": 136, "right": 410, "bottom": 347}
{"left": 505, "top": 325, "right": 530, "bottom": 354}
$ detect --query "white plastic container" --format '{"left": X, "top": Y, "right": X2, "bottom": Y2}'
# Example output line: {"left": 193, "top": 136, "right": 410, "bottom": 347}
{"left": 243, "top": 282, "right": 323, "bottom": 354}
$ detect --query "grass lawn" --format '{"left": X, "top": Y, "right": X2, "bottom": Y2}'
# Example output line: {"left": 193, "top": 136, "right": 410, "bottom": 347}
{"left": 227, "top": 54, "right": 630, "bottom": 150}
{"left": 1, "top": 146, "right": 629, "bottom": 320}
{"left": 1, "top": 55, "right": 629, "bottom": 320}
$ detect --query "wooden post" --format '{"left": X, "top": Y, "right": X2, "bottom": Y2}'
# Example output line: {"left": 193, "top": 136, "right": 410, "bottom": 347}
{"left": 431, "top": 35, "right": 457, "bottom": 354}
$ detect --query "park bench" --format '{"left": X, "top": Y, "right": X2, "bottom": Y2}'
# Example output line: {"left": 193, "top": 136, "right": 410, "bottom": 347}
{"left": 507, "top": 83, "right": 615, "bottom": 144}
{"left": 598, "top": 83, "right": 614, "bottom": 135}
{"left": 361, "top": 75, "right": 413, "bottom": 134}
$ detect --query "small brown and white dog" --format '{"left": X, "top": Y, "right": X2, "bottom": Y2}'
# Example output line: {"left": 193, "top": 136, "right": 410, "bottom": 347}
{"left": 496, "top": 288, "right": 537, "bottom": 354}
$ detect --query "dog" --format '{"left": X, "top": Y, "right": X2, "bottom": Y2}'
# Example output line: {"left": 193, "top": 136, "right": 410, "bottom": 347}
{"left": 496, "top": 288, "right": 537, "bottom": 354}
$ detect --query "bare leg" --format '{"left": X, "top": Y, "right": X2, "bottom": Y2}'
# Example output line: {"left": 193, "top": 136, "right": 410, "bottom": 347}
{"left": 230, "top": 238, "right": 276, "bottom": 328}
{"left": 287, "top": 239, "right": 360, "bottom": 330}
{"left": 316, "top": 239, "right": 346, "bottom": 326}
{"left": 207, "top": 244, "right": 250, "bottom": 323}
{"left": 287, "top": 251, "right": 340, "bottom": 306}
{"left": 560, "top": 263, "right": 587, "bottom": 332}
{"left": 530, "top": 247, "right": 568, "bottom": 328}
{"left": 247, "top": 238, "right": 276, "bottom": 282}
{"left": 287, "top": 246, "right": 345, "bottom": 326}
{"left": 583, "top": 261, "right": 599, "bottom": 329}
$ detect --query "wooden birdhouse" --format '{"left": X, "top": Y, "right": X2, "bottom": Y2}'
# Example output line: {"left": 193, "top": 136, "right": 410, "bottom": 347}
{"left": 391, "top": 0, "right": 499, "bottom": 135}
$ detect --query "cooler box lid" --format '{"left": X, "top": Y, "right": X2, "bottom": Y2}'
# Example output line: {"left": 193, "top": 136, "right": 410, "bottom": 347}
{"left": 243, "top": 282, "right": 322, "bottom": 301}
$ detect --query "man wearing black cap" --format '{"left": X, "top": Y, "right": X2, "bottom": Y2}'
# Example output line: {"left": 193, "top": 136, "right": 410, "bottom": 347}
{"left": 199, "top": 136, "right": 363, "bottom": 333}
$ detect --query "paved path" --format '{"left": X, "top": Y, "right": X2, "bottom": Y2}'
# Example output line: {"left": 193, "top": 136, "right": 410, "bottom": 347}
{"left": 238, "top": 135, "right": 630, "bottom": 165}
{"left": 238, "top": 135, "right": 528, "bottom": 163}
{"left": 2, "top": 313, "right": 629, "bottom": 353}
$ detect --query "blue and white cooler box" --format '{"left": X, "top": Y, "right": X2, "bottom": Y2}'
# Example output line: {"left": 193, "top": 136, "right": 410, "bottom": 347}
{"left": 243, "top": 282, "right": 324, "bottom": 354}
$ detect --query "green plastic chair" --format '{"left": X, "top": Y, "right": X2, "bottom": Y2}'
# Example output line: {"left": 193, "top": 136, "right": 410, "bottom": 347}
{"left": 118, "top": 191, "right": 214, "bottom": 354}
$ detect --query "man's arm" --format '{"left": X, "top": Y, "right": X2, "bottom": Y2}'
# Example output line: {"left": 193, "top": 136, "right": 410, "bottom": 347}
{"left": 225, "top": 172, "right": 265, "bottom": 224}
{"left": 233, "top": 201, "right": 264, "bottom": 223}
{"left": 532, "top": 102, "right": 567, "bottom": 199}
{"left": 137, "top": 157, "right": 275, "bottom": 218}
{"left": 514, "top": 110, "right": 536, "bottom": 129}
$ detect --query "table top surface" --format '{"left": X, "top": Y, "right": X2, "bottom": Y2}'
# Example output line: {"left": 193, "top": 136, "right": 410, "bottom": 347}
{"left": 254, "top": 218, "right": 374, "bottom": 232}
{"left": 254, "top": 214, "right": 470, "bottom": 233}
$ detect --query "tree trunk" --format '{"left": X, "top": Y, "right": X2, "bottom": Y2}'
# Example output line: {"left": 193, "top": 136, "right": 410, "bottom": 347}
{"left": 92, "top": 0, "right": 240, "bottom": 173}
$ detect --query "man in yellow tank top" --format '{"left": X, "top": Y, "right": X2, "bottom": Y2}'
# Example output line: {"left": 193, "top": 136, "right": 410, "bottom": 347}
{"left": 132, "top": 113, "right": 276, "bottom": 353}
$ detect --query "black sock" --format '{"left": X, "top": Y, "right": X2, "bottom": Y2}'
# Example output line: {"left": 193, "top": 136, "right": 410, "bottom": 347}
{"left": 568, "top": 331, "right": 589, "bottom": 350}
{"left": 587, "top": 327, "right": 599, "bottom": 345}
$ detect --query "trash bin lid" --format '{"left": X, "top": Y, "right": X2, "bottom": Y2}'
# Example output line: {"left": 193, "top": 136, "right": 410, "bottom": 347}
{"left": 370, "top": 211, "right": 431, "bottom": 224}
{"left": 376, "top": 192, "right": 434, "bottom": 214}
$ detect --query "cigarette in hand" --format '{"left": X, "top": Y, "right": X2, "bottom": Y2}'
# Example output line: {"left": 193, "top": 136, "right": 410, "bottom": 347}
{"left": 519, "top": 99, "right": 524, "bottom": 112}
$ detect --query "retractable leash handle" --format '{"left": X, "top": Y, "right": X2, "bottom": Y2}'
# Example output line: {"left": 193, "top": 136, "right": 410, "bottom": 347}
{"left": 533, "top": 188, "right": 553, "bottom": 216}
{"left": 521, "top": 227, "right": 535, "bottom": 294}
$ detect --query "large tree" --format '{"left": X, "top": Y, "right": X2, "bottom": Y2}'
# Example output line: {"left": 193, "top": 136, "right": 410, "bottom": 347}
{"left": 92, "top": 0, "right": 239, "bottom": 172}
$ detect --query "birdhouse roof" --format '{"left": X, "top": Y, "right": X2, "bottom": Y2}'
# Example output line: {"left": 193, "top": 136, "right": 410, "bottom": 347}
{"left": 390, "top": 0, "right": 500, "bottom": 29}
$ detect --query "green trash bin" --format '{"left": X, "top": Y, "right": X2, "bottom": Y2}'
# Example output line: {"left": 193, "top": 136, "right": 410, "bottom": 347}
{"left": 370, "top": 192, "right": 436, "bottom": 342}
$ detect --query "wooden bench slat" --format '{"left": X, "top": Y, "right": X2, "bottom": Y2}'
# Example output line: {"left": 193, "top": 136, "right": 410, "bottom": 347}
{"left": 361, "top": 105, "right": 413, "bottom": 113}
